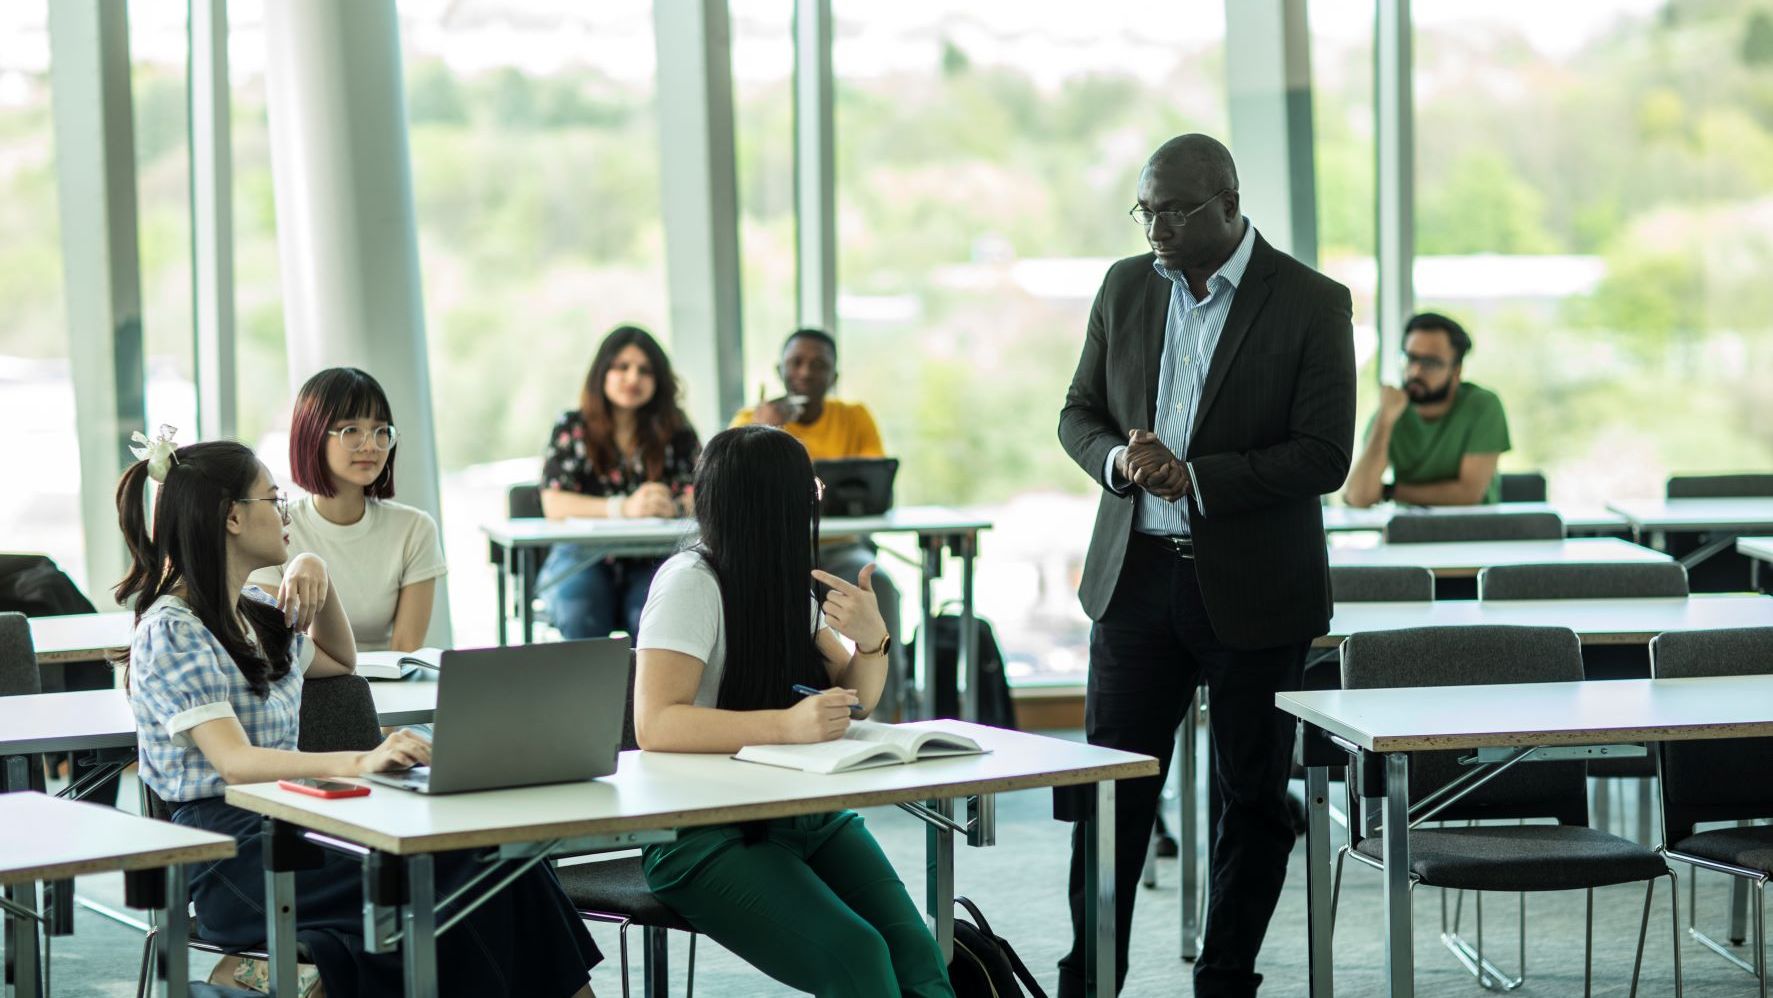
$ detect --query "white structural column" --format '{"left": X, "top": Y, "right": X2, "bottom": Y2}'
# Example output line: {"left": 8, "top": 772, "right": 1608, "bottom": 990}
{"left": 189, "top": 0, "right": 236, "bottom": 441}
{"left": 793, "top": 0, "right": 837, "bottom": 334}
{"left": 1375, "top": 0, "right": 1415, "bottom": 382}
{"left": 655, "top": 0, "right": 746, "bottom": 432}
{"left": 49, "top": 0, "right": 146, "bottom": 607}
{"left": 262, "top": 0, "right": 451, "bottom": 645}
{"left": 1225, "top": 0, "right": 1319, "bottom": 267}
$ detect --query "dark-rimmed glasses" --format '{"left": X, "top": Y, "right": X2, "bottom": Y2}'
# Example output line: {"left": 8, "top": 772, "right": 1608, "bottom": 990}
{"left": 237, "top": 491, "right": 291, "bottom": 525}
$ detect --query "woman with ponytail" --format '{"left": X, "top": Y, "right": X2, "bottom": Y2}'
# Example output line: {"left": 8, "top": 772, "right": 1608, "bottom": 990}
{"left": 118, "top": 429, "right": 601, "bottom": 997}
{"left": 631, "top": 425, "right": 953, "bottom": 997}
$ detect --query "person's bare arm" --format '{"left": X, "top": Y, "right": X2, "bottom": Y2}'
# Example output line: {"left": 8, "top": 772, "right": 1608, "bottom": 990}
{"left": 189, "top": 717, "right": 429, "bottom": 784}
{"left": 541, "top": 485, "right": 676, "bottom": 520}
{"left": 1393, "top": 452, "right": 1501, "bottom": 506}
{"left": 819, "top": 627, "right": 887, "bottom": 718}
{"left": 387, "top": 579, "right": 435, "bottom": 653}
{"left": 291, "top": 558, "right": 355, "bottom": 678}
{"left": 1344, "top": 421, "right": 1394, "bottom": 507}
{"left": 633, "top": 649, "right": 856, "bottom": 752}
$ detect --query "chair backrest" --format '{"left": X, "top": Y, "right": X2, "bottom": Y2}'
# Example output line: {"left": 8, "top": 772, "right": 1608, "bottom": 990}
{"left": 508, "top": 484, "right": 545, "bottom": 519}
{"left": 1330, "top": 566, "right": 1435, "bottom": 603}
{"left": 1384, "top": 511, "right": 1564, "bottom": 544}
{"left": 1340, "top": 625, "right": 1588, "bottom": 825}
{"left": 1477, "top": 562, "right": 1689, "bottom": 601}
{"left": 0, "top": 611, "right": 42, "bottom": 699}
{"left": 1666, "top": 474, "right": 1773, "bottom": 499}
{"left": 297, "top": 675, "right": 386, "bottom": 753}
{"left": 1498, "top": 472, "right": 1548, "bottom": 503}
{"left": 1650, "top": 627, "right": 1773, "bottom": 842}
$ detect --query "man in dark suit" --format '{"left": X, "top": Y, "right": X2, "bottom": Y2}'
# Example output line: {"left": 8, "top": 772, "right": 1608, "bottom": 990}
{"left": 1056, "top": 134, "right": 1355, "bottom": 997}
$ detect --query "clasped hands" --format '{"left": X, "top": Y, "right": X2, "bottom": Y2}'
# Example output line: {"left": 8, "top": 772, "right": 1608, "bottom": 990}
{"left": 1116, "top": 428, "right": 1191, "bottom": 503}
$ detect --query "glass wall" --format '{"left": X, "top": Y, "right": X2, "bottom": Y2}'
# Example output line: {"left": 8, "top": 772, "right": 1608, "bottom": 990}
{"left": 0, "top": 2, "right": 85, "bottom": 588}
{"left": 831, "top": 0, "right": 1228, "bottom": 684}
{"left": 1409, "top": 0, "right": 1772, "bottom": 504}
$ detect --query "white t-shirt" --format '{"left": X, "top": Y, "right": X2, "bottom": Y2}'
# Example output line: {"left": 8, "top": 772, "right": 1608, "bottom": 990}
{"left": 249, "top": 498, "right": 447, "bottom": 652}
{"left": 636, "top": 550, "right": 828, "bottom": 708}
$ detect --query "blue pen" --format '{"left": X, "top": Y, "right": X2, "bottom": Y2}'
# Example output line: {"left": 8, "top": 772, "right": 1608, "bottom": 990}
{"left": 792, "top": 683, "right": 863, "bottom": 717}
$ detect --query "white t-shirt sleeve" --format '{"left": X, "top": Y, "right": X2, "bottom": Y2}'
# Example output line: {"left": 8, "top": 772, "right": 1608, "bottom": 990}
{"left": 398, "top": 508, "right": 448, "bottom": 586}
{"left": 636, "top": 555, "right": 722, "bottom": 663}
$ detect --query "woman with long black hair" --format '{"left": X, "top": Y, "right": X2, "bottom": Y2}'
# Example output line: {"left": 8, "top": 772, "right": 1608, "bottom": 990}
{"left": 538, "top": 325, "right": 701, "bottom": 639}
{"left": 117, "top": 429, "right": 601, "bottom": 997}
{"left": 632, "top": 425, "right": 954, "bottom": 997}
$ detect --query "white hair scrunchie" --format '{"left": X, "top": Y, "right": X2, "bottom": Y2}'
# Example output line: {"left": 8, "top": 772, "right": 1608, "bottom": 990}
{"left": 129, "top": 425, "right": 180, "bottom": 483}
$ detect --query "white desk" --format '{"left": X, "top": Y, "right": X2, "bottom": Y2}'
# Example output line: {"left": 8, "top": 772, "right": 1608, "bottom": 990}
{"left": 1315, "top": 593, "right": 1773, "bottom": 648}
{"left": 1, "top": 792, "right": 235, "bottom": 998}
{"left": 27, "top": 611, "right": 133, "bottom": 665}
{"left": 1608, "top": 498, "right": 1773, "bottom": 571}
{"left": 0, "top": 680, "right": 439, "bottom": 758}
{"left": 1738, "top": 536, "right": 1773, "bottom": 588}
{"left": 1327, "top": 536, "right": 1669, "bottom": 579}
{"left": 483, "top": 507, "right": 995, "bottom": 720}
{"left": 226, "top": 721, "right": 1156, "bottom": 998}
{"left": 1323, "top": 502, "right": 1628, "bottom": 536}
{"left": 1279, "top": 675, "right": 1773, "bottom": 997}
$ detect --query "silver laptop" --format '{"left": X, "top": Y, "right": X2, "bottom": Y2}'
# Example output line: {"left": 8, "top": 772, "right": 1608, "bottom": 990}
{"left": 365, "top": 638, "right": 629, "bottom": 794}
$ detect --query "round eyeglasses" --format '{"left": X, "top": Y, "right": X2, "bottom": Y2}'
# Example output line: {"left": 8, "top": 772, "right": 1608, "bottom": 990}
{"left": 328, "top": 424, "right": 399, "bottom": 452}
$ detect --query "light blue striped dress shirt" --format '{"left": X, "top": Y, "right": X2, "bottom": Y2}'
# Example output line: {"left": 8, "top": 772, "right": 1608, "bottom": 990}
{"left": 1105, "top": 219, "right": 1257, "bottom": 537}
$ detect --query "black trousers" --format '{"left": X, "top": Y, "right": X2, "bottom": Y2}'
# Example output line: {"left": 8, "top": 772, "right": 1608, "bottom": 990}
{"left": 1058, "top": 534, "right": 1306, "bottom": 998}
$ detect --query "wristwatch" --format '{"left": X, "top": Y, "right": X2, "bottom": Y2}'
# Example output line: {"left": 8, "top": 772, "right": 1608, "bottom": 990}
{"left": 859, "top": 634, "right": 892, "bottom": 657}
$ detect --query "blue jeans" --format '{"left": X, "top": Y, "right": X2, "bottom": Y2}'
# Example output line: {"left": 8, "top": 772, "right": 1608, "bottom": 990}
{"left": 538, "top": 544, "right": 661, "bottom": 640}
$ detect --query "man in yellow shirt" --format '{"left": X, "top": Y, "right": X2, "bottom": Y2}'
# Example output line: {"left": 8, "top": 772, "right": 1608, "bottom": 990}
{"left": 733, "top": 328, "right": 907, "bottom": 716}
{"left": 732, "top": 328, "right": 885, "bottom": 459}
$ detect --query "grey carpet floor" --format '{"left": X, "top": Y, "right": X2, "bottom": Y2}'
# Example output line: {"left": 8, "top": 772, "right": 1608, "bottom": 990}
{"left": 14, "top": 764, "right": 1765, "bottom": 997}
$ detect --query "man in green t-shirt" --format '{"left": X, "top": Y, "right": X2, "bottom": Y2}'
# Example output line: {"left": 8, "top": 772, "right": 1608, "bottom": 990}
{"left": 1345, "top": 312, "right": 1512, "bottom": 507}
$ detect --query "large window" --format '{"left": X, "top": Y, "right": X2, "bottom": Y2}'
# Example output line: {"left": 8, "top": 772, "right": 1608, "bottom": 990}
{"left": 0, "top": 2, "right": 84, "bottom": 588}
{"left": 1410, "top": 0, "right": 1772, "bottom": 504}
{"left": 832, "top": 0, "right": 1228, "bottom": 684}
{"left": 397, "top": 0, "right": 669, "bottom": 645}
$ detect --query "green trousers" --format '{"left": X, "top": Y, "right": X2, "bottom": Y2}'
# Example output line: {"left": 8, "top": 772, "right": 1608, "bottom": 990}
{"left": 643, "top": 810, "right": 955, "bottom": 998}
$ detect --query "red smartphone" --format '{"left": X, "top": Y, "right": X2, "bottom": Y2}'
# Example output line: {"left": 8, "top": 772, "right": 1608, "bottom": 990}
{"left": 277, "top": 778, "right": 370, "bottom": 799}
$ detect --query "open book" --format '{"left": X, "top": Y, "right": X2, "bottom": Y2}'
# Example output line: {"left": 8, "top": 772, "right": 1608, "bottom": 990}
{"left": 353, "top": 647, "right": 443, "bottom": 681}
{"left": 735, "top": 721, "right": 987, "bottom": 774}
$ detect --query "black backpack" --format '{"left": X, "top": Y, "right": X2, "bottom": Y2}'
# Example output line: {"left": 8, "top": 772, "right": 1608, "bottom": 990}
{"left": 948, "top": 896, "right": 1047, "bottom": 998}
{"left": 910, "top": 604, "right": 1018, "bottom": 728}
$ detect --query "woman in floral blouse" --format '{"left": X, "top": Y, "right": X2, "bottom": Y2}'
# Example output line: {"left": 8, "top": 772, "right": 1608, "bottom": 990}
{"left": 539, "top": 325, "right": 701, "bottom": 639}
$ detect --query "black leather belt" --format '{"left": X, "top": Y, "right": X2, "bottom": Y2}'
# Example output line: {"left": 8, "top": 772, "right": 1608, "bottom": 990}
{"left": 1136, "top": 533, "right": 1194, "bottom": 559}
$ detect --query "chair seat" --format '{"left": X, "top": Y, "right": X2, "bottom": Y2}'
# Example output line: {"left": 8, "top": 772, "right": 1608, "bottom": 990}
{"left": 1355, "top": 824, "right": 1668, "bottom": 891}
{"left": 556, "top": 856, "right": 694, "bottom": 932}
{"left": 1669, "top": 825, "right": 1773, "bottom": 875}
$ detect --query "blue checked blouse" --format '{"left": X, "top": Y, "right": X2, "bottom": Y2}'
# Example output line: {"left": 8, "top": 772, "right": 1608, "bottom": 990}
{"left": 128, "top": 587, "right": 313, "bottom": 802}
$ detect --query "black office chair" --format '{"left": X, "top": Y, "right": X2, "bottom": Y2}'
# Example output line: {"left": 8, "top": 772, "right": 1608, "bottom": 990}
{"left": 497, "top": 483, "right": 553, "bottom": 629}
{"left": 558, "top": 651, "right": 698, "bottom": 997}
{"left": 1499, "top": 472, "right": 1548, "bottom": 503}
{"left": 1384, "top": 511, "right": 1565, "bottom": 544}
{"left": 1651, "top": 627, "right": 1773, "bottom": 995}
{"left": 135, "top": 675, "right": 385, "bottom": 997}
{"left": 1334, "top": 625, "right": 1681, "bottom": 996}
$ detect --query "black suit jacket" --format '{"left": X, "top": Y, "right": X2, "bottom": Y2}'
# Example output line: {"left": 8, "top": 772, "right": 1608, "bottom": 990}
{"left": 1058, "top": 231, "right": 1355, "bottom": 650}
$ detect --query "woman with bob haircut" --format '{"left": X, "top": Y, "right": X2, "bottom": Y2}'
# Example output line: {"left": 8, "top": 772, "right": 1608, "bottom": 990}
{"left": 251, "top": 367, "right": 446, "bottom": 652}
{"left": 538, "top": 325, "right": 700, "bottom": 639}
{"left": 632, "top": 425, "right": 953, "bottom": 997}
{"left": 118, "top": 428, "right": 602, "bottom": 997}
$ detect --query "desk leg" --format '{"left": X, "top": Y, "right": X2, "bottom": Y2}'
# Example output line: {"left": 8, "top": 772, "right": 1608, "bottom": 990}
{"left": 1084, "top": 779, "right": 1117, "bottom": 998}
{"left": 518, "top": 548, "right": 536, "bottom": 645}
{"left": 1179, "top": 693, "right": 1200, "bottom": 962}
{"left": 926, "top": 797, "right": 956, "bottom": 962}
{"left": 161, "top": 863, "right": 189, "bottom": 998}
{"left": 916, "top": 539, "right": 940, "bottom": 720}
{"left": 495, "top": 543, "right": 510, "bottom": 646}
{"left": 9, "top": 881, "right": 42, "bottom": 998}
{"left": 957, "top": 533, "right": 979, "bottom": 722}
{"left": 1306, "top": 764, "right": 1335, "bottom": 997}
{"left": 263, "top": 817, "right": 301, "bottom": 998}
{"left": 643, "top": 925, "right": 669, "bottom": 998}
{"left": 1382, "top": 753, "right": 1413, "bottom": 998}
{"left": 403, "top": 854, "right": 438, "bottom": 998}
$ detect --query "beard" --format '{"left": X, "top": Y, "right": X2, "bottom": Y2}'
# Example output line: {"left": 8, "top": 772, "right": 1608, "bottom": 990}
{"left": 1406, "top": 379, "right": 1453, "bottom": 405}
